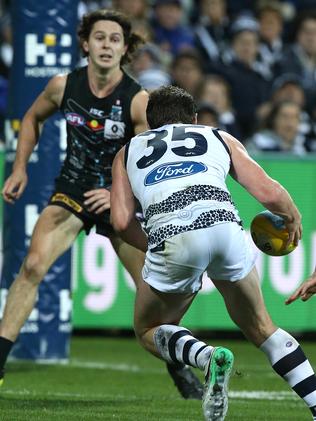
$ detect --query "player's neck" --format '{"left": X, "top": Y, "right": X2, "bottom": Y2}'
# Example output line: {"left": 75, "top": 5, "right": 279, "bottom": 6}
{"left": 87, "top": 65, "right": 123, "bottom": 98}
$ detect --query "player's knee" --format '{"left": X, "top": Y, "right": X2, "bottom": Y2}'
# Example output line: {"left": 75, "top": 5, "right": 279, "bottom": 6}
{"left": 134, "top": 325, "right": 149, "bottom": 349}
{"left": 22, "top": 252, "right": 48, "bottom": 283}
{"left": 134, "top": 324, "right": 143, "bottom": 343}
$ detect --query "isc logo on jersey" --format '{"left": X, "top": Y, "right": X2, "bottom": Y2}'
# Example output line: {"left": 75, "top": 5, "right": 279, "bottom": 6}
{"left": 145, "top": 161, "right": 207, "bottom": 185}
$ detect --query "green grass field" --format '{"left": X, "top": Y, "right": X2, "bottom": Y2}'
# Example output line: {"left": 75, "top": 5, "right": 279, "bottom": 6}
{"left": 1, "top": 337, "right": 315, "bottom": 420}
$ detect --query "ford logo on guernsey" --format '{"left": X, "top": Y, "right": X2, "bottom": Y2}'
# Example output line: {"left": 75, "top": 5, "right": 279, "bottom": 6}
{"left": 145, "top": 161, "right": 207, "bottom": 185}
{"left": 65, "top": 113, "right": 86, "bottom": 126}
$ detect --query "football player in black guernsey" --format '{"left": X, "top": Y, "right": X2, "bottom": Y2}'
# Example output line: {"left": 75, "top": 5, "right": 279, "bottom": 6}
{"left": 1, "top": 9, "right": 202, "bottom": 399}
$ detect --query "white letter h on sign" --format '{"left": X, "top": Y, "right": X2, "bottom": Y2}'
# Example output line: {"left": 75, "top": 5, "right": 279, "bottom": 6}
{"left": 25, "top": 34, "right": 56, "bottom": 66}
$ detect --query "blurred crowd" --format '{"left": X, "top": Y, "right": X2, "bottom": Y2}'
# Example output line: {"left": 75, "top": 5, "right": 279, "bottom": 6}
{"left": 1, "top": 0, "right": 316, "bottom": 155}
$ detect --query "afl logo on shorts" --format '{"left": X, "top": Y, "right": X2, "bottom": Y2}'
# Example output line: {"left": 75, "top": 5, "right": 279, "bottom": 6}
{"left": 145, "top": 161, "right": 207, "bottom": 185}
{"left": 65, "top": 113, "right": 86, "bottom": 126}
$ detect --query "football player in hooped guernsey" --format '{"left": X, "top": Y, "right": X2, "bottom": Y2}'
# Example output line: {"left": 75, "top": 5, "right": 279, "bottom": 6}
{"left": 0, "top": 10, "right": 203, "bottom": 399}
{"left": 111, "top": 85, "right": 316, "bottom": 420}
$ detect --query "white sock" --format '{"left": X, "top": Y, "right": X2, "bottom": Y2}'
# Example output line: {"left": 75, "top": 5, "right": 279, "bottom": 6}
{"left": 261, "top": 328, "right": 316, "bottom": 418}
{"left": 153, "top": 324, "right": 213, "bottom": 371}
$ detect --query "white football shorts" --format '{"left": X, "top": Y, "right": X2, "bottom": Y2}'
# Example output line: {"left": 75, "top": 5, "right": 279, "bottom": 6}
{"left": 142, "top": 222, "right": 257, "bottom": 293}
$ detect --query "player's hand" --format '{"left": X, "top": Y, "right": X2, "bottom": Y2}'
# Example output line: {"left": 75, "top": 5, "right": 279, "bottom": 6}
{"left": 2, "top": 169, "right": 28, "bottom": 204}
{"left": 284, "top": 215, "right": 302, "bottom": 248}
{"left": 285, "top": 273, "right": 316, "bottom": 305}
{"left": 84, "top": 188, "right": 111, "bottom": 214}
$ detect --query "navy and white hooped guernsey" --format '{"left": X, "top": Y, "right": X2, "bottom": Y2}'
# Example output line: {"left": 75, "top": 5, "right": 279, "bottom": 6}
{"left": 126, "top": 124, "right": 241, "bottom": 248}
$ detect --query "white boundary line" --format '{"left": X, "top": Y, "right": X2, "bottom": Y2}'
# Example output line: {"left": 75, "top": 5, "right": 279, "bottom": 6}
{"left": 0, "top": 388, "right": 298, "bottom": 401}
{"left": 3, "top": 359, "right": 300, "bottom": 401}
{"left": 69, "top": 359, "right": 144, "bottom": 372}
{"left": 8, "top": 359, "right": 289, "bottom": 377}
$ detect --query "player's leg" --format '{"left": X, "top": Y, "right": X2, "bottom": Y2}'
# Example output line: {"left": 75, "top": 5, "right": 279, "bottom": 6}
{"left": 0, "top": 205, "right": 83, "bottom": 382}
{"left": 213, "top": 267, "right": 316, "bottom": 419}
{"left": 109, "top": 234, "right": 145, "bottom": 288}
{"left": 212, "top": 267, "right": 276, "bottom": 346}
{"left": 134, "top": 229, "right": 235, "bottom": 419}
{"left": 134, "top": 279, "right": 233, "bottom": 420}
{"left": 109, "top": 233, "right": 204, "bottom": 399}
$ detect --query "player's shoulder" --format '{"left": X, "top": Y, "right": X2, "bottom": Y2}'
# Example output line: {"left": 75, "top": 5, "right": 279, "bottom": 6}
{"left": 131, "top": 89, "right": 149, "bottom": 106}
{"left": 51, "top": 66, "right": 86, "bottom": 90}
{"left": 46, "top": 73, "right": 68, "bottom": 96}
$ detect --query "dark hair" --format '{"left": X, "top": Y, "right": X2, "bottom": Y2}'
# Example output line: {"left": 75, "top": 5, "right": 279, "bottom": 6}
{"left": 197, "top": 102, "right": 219, "bottom": 120}
{"left": 195, "top": 73, "right": 231, "bottom": 103}
{"left": 146, "top": 85, "right": 197, "bottom": 129}
{"left": 256, "top": 0, "right": 283, "bottom": 19}
{"left": 77, "top": 9, "right": 144, "bottom": 64}
{"left": 292, "top": 10, "right": 316, "bottom": 42}
{"left": 171, "top": 49, "right": 204, "bottom": 72}
{"left": 265, "top": 100, "right": 300, "bottom": 129}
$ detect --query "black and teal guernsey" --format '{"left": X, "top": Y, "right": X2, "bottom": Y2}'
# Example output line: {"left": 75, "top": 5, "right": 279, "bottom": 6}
{"left": 56, "top": 66, "right": 142, "bottom": 195}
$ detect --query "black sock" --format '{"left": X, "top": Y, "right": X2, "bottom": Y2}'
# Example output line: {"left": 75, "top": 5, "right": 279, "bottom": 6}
{"left": 0, "top": 337, "right": 14, "bottom": 371}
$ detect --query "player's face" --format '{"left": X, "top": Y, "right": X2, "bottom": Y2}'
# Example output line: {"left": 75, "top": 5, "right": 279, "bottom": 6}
{"left": 84, "top": 20, "right": 127, "bottom": 69}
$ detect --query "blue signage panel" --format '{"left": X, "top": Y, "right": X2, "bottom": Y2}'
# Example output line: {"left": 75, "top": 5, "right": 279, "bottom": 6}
{"left": 1, "top": 0, "right": 78, "bottom": 360}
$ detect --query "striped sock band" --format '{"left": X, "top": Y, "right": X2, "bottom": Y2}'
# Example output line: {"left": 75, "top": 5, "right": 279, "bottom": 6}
{"left": 153, "top": 324, "right": 213, "bottom": 371}
{"left": 261, "top": 328, "right": 316, "bottom": 416}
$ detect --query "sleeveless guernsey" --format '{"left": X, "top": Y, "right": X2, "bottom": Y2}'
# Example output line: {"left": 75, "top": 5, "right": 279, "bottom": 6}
{"left": 126, "top": 124, "right": 241, "bottom": 248}
{"left": 57, "top": 66, "right": 142, "bottom": 195}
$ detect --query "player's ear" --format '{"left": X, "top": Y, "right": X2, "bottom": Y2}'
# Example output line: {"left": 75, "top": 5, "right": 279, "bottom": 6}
{"left": 122, "top": 44, "right": 128, "bottom": 57}
{"left": 82, "top": 40, "right": 89, "bottom": 55}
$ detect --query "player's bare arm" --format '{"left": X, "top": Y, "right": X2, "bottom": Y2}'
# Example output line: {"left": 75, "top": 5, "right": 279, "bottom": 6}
{"left": 130, "top": 89, "right": 149, "bottom": 134}
{"left": 2, "top": 74, "right": 67, "bottom": 204}
{"left": 286, "top": 268, "right": 316, "bottom": 305}
{"left": 221, "top": 131, "right": 302, "bottom": 246}
{"left": 111, "top": 147, "right": 148, "bottom": 252}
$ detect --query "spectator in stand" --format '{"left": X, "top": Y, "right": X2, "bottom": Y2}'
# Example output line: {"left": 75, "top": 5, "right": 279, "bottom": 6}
{"left": 247, "top": 100, "right": 308, "bottom": 155}
{"left": 129, "top": 42, "right": 167, "bottom": 77}
{"left": 137, "top": 68, "right": 171, "bottom": 91}
{"left": 151, "top": 0, "right": 195, "bottom": 58}
{"left": 112, "top": 0, "right": 148, "bottom": 21}
{"left": 256, "top": 1, "right": 285, "bottom": 78}
{"left": 170, "top": 49, "right": 204, "bottom": 96}
{"left": 194, "top": 0, "right": 230, "bottom": 67}
{"left": 112, "top": 0, "right": 151, "bottom": 39}
{"left": 219, "top": 14, "right": 270, "bottom": 138}
{"left": 257, "top": 73, "right": 316, "bottom": 151}
{"left": 195, "top": 74, "right": 241, "bottom": 138}
{"left": 274, "top": 11, "right": 316, "bottom": 114}
{"left": 129, "top": 43, "right": 171, "bottom": 91}
{"left": 78, "top": 1, "right": 112, "bottom": 17}
{"left": 196, "top": 102, "right": 220, "bottom": 126}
